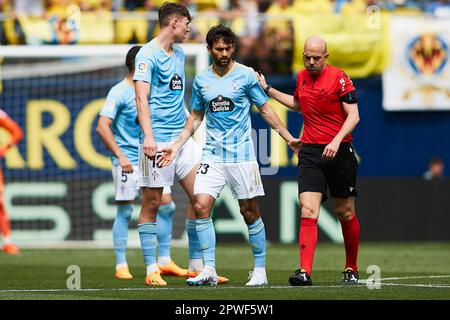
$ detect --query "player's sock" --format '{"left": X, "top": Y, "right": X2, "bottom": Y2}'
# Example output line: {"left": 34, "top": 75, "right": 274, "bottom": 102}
{"left": 247, "top": 217, "right": 266, "bottom": 269}
{"left": 299, "top": 217, "right": 318, "bottom": 275}
{"left": 195, "top": 218, "right": 216, "bottom": 268}
{"left": 138, "top": 222, "right": 158, "bottom": 273}
{"left": 112, "top": 205, "right": 133, "bottom": 266}
{"left": 115, "top": 262, "right": 128, "bottom": 271}
{"left": 0, "top": 203, "right": 11, "bottom": 239}
{"left": 146, "top": 263, "right": 159, "bottom": 275}
{"left": 2, "top": 235, "right": 11, "bottom": 245}
{"left": 340, "top": 214, "right": 360, "bottom": 272}
{"left": 156, "top": 201, "right": 176, "bottom": 265}
{"left": 186, "top": 219, "right": 203, "bottom": 271}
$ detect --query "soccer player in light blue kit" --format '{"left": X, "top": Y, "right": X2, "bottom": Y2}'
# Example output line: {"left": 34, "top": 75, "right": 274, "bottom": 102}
{"left": 96, "top": 45, "right": 187, "bottom": 280}
{"left": 159, "top": 25, "right": 301, "bottom": 286}
{"left": 133, "top": 3, "right": 229, "bottom": 286}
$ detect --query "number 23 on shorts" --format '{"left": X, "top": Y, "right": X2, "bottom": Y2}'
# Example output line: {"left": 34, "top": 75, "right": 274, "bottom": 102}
{"left": 197, "top": 163, "right": 209, "bottom": 174}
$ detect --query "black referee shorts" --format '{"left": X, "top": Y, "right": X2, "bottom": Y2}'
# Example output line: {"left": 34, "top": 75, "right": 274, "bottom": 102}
{"left": 297, "top": 142, "right": 359, "bottom": 203}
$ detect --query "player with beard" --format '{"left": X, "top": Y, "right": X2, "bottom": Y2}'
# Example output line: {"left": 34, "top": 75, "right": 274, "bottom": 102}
{"left": 159, "top": 25, "right": 301, "bottom": 286}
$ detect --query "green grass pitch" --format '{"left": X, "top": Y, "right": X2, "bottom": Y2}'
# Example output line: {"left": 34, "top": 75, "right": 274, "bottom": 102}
{"left": 0, "top": 242, "right": 449, "bottom": 300}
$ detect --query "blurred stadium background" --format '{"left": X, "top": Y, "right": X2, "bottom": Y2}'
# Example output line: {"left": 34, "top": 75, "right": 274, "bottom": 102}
{"left": 0, "top": 0, "right": 449, "bottom": 250}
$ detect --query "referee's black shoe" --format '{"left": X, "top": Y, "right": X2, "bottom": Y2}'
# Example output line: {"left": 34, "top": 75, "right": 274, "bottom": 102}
{"left": 289, "top": 269, "right": 313, "bottom": 286}
{"left": 341, "top": 268, "right": 359, "bottom": 285}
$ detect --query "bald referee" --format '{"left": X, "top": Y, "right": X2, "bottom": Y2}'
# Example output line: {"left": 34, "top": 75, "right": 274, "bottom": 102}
{"left": 257, "top": 36, "right": 361, "bottom": 286}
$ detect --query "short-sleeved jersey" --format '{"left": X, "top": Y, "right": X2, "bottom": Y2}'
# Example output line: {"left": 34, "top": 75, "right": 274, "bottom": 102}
{"left": 191, "top": 62, "right": 268, "bottom": 163}
{"left": 293, "top": 65, "right": 356, "bottom": 144}
{"left": 133, "top": 39, "right": 186, "bottom": 143}
{"left": 99, "top": 79, "right": 140, "bottom": 166}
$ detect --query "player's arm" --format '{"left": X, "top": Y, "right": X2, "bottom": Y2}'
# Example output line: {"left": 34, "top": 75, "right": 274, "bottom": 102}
{"left": 259, "top": 103, "right": 302, "bottom": 154}
{"left": 135, "top": 80, "right": 157, "bottom": 158}
{"left": 0, "top": 112, "right": 24, "bottom": 158}
{"left": 96, "top": 116, "right": 133, "bottom": 173}
{"left": 158, "top": 110, "right": 205, "bottom": 167}
{"left": 256, "top": 72, "right": 300, "bottom": 112}
{"left": 322, "top": 97, "right": 360, "bottom": 159}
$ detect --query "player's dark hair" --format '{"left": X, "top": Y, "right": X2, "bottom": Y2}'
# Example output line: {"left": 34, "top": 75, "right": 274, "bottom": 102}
{"left": 126, "top": 45, "right": 141, "bottom": 73}
{"left": 206, "top": 25, "right": 236, "bottom": 48}
{"left": 158, "top": 2, "right": 191, "bottom": 27}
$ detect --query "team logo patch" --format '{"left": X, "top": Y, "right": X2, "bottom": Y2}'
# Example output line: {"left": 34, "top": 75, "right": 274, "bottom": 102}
{"left": 232, "top": 80, "right": 238, "bottom": 91}
{"left": 209, "top": 95, "right": 235, "bottom": 112}
{"left": 407, "top": 34, "right": 447, "bottom": 77}
{"left": 169, "top": 74, "right": 183, "bottom": 91}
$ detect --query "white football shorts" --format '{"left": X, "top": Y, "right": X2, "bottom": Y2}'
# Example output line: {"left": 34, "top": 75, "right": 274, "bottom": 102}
{"left": 138, "top": 137, "right": 202, "bottom": 188}
{"left": 112, "top": 165, "right": 171, "bottom": 200}
{"left": 194, "top": 160, "right": 265, "bottom": 200}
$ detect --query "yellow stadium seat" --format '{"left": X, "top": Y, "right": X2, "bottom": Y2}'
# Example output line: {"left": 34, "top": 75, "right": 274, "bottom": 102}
{"left": 17, "top": 16, "right": 53, "bottom": 44}
{"left": 230, "top": 16, "right": 245, "bottom": 37}
{"left": 78, "top": 11, "right": 114, "bottom": 44}
{"left": 115, "top": 17, "right": 149, "bottom": 44}
{"left": 3, "top": 19, "right": 19, "bottom": 45}
{"left": 293, "top": 0, "right": 333, "bottom": 14}
{"left": 291, "top": 13, "right": 391, "bottom": 77}
{"left": 340, "top": 0, "right": 367, "bottom": 15}
{"left": 192, "top": 16, "right": 220, "bottom": 38}
{"left": 264, "top": 3, "right": 296, "bottom": 31}
{"left": 193, "top": 0, "right": 221, "bottom": 11}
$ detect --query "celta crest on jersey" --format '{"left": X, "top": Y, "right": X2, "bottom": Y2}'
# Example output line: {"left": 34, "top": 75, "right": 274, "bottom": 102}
{"left": 209, "top": 95, "right": 235, "bottom": 112}
{"left": 170, "top": 74, "right": 183, "bottom": 91}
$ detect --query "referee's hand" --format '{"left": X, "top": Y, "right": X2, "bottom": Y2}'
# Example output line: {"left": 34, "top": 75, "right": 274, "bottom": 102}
{"left": 322, "top": 140, "right": 340, "bottom": 160}
{"left": 288, "top": 138, "right": 302, "bottom": 156}
{"left": 255, "top": 71, "right": 267, "bottom": 89}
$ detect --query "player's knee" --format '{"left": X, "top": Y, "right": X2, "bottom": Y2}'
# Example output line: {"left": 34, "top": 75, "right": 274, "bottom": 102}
{"left": 239, "top": 203, "right": 249, "bottom": 215}
{"left": 158, "top": 201, "right": 176, "bottom": 217}
{"left": 336, "top": 207, "right": 355, "bottom": 222}
{"left": 240, "top": 206, "right": 260, "bottom": 224}
{"left": 118, "top": 205, "right": 133, "bottom": 220}
{"left": 193, "top": 201, "right": 210, "bottom": 218}
{"left": 142, "top": 197, "right": 161, "bottom": 214}
{"left": 301, "top": 205, "right": 318, "bottom": 219}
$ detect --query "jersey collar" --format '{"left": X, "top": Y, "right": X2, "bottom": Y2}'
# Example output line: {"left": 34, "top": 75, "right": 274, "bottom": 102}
{"left": 305, "top": 64, "right": 329, "bottom": 82}
{"left": 210, "top": 61, "right": 237, "bottom": 78}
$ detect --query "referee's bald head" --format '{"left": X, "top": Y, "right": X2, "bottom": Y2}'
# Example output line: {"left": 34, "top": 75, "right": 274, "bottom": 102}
{"left": 303, "top": 36, "right": 329, "bottom": 76}
{"left": 304, "top": 36, "right": 328, "bottom": 55}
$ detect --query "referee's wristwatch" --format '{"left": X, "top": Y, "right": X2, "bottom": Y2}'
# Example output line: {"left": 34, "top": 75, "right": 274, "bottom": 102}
{"left": 264, "top": 84, "right": 272, "bottom": 94}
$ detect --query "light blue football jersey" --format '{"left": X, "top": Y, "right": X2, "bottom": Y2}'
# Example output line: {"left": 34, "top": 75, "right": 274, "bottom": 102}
{"left": 191, "top": 62, "right": 269, "bottom": 163}
{"left": 99, "top": 79, "right": 140, "bottom": 166}
{"left": 133, "top": 39, "right": 186, "bottom": 143}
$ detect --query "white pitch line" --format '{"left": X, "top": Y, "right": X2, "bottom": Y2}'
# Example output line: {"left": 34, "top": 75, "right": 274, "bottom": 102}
{"left": 381, "top": 275, "right": 450, "bottom": 281}
{"left": 1, "top": 275, "right": 450, "bottom": 293}
{"left": 359, "top": 274, "right": 450, "bottom": 284}
{"left": 381, "top": 283, "right": 450, "bottom": 289}
{"left": 0, "top": 285, "right": 343, "bottom": 293}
